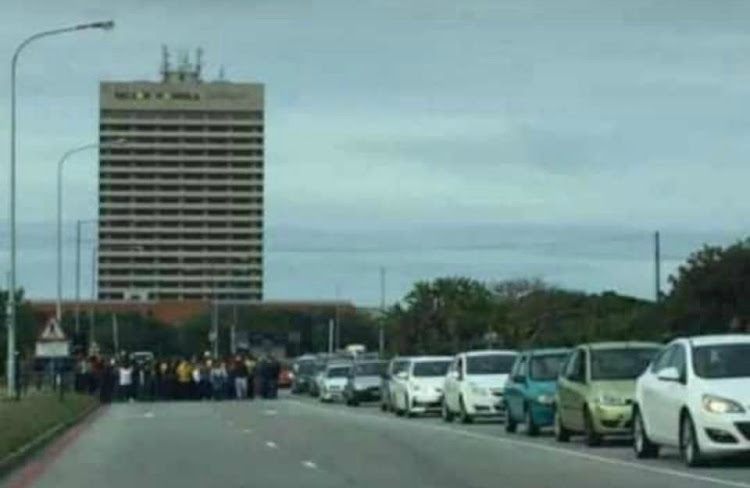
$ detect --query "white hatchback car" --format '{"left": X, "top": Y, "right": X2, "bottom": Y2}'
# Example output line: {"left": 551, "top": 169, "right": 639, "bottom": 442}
{"left": 634, "top": 334, "right": 750, "bottom": 466}
{"left": 443, "top": 350, "right": 517, "bottom": 423}
{"left": 319, "top": 363, "right": 352, "bottom": 403}
{"left": 391, "top": 356, "right": 453, "bottom": 417}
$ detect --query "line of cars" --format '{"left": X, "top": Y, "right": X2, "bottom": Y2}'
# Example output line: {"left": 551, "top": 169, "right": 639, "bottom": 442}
{"left": 292, "top": 334, "right": 750, "bottom": 467}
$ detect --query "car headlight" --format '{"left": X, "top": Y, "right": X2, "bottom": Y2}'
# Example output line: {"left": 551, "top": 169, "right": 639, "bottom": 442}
{"left": 536, "top": 394, "right": 555, "bottom": 405}
{"left": 702, "top": 394, "right": 745, "bottom": 414}
{"left": 469, "top": 383, "right": 487, "bottom": 395}
{"left": 596, "top": 394, "right": 628, "bottom": 406}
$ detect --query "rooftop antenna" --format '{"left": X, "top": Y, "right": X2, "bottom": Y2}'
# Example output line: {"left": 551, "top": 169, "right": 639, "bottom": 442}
{"left": 195, "top": 47, "right": 203, "bottom": 80}
{"left": 179, "top": 49, "right": 190, "bottom": 72}
{"left": 161, "top": 45, "right": 171, "bottom": 81}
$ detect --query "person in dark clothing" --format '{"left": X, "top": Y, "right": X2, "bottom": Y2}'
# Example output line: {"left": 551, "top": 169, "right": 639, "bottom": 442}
{"left": 99, "top": 360, "right": 116, "bottom": 403}
{"left": 254, "top": 357, "right": 267, "bottom": 398}
{"left": 268, "top": 357, "right": 281, "bottom": 399}
{"left": 233, "top": 356, "right": 249, "bottom": 399}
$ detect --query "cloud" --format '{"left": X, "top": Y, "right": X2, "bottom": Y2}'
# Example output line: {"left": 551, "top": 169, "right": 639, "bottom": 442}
{"left": 2, "top": 0, "right": 750, "bottom": 300}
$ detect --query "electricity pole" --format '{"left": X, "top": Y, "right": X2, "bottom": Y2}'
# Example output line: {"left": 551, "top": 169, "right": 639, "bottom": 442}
{"left": 654, "top": 231, "right": 661, "bottom": 302}
{"left": 379, "top": 266, "right": 385, "bottom": 356}
{"left": 335, "top": 284, "right": 341, "bottom": 351}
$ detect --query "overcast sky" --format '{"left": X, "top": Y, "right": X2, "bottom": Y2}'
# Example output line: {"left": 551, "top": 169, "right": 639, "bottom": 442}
{"left": 1, "top": 0, "right": 750, "bottom": 305}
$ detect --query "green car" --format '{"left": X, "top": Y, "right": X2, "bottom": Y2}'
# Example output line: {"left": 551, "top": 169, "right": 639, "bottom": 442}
{"left": 554, "top": 342, "right": 660, "bottom": 446}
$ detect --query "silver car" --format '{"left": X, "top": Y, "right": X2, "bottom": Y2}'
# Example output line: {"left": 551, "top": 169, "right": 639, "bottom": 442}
{"left": 344, "top": 360, "right": 387, "bottom": 406}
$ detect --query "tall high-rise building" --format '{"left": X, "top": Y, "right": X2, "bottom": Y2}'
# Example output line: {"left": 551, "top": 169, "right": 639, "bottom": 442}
{"left": 97, "top": 49, "right": 263, "bottom": 302}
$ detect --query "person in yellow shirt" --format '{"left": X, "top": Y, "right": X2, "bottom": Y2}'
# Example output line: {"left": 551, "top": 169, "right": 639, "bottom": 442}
{"left": 176, "top": 359, "right": 193, "bottom": 400}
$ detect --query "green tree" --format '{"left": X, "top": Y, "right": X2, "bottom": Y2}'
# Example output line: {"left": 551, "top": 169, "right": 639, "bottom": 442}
{"left": 663, "top": 239, "right": 750, "bottom": 335}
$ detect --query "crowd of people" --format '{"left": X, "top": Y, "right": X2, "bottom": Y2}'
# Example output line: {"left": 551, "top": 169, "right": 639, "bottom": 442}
{"left": 73, "top": 353, "right": 283, "bottom": 403}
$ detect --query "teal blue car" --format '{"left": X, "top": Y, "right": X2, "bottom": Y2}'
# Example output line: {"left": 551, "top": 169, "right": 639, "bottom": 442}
{"left": 503, "top": 348, "right": 570, "bottom": 436}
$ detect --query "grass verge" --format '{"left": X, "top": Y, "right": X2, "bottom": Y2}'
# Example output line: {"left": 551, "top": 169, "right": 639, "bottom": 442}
{"left": 0, "top": 391, "right": 98, "bottom": 462}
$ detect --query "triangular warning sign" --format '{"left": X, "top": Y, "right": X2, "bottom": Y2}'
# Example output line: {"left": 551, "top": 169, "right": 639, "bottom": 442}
{"left": 39, "top": 318, "right": 67, "bottom": 341}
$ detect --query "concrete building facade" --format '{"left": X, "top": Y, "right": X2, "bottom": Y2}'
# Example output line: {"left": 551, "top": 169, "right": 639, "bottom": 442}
{"left": 97, "top": 51, "right": 264, "bottom": 302}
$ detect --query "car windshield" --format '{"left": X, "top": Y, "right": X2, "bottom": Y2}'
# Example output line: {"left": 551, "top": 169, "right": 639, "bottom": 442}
{"left": 466, "top": 354, "right": 516, "bottom": 375}
{"left": 412, "top": 361, "right": 451, "bottom": 377}
{"left": 355, "top": 362, "right": 385, "bottom": 376}
{"left": 693, "top": 343, "right": 750, "bottom": 379}
{"left": 529, "top": 353, "right": 568, "bottom": 381}
{"left": 392, "top": 360, "right": 409, "bottom": 374}
{"left": 327, "top": 366, "right": 350, "bottom": 378}
{"left": 590, "top": 348, "right": 658, "bottom": 380}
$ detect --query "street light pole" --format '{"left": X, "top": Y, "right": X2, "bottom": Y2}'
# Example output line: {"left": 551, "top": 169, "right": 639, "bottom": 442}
{"left": 57, "top": 143, "right": 99, "bottom": 322}
{"left": 75, "top": 219, "right": 98, "bottom": 335}
{"left": 75, "top": 221, "right": 81, "bottom": 333}
{"left": 7, "top": 20, "right": 115, "bottom": 397}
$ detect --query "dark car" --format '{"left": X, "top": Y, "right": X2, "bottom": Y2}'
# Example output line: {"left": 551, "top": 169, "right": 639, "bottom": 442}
{"left": 344, "top": 360, "right": 387, "bottom": 406}
{"left": 291, "top": 356, "right": 317, "bottom": 394}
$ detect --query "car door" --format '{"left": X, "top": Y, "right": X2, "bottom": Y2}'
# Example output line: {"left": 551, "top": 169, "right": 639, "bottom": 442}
{"left": 444, "top": 356, "right": 460, "bottom": 410}
{"left": 447, "top": 356, "right": 464, "bottom": 411}
{"left": 660, "top": 343, "right": 688, "bottom": 446}
{"left": 563, "top": 348, "right": 588, "bottom": 431}
{"left": 391, "top": 361, "right": 410, "bottom": 409}
{"left": 506, "top": 354, "right": 528, "bottom": 420}
{"left": 557, "top": 349, "right": 582, "bottom": 429}
{"left": 640, "top": 344, "right": 675, "bottom": 442}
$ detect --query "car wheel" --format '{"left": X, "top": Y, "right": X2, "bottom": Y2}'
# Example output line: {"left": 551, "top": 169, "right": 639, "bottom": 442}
{"left": 505, "top": 404, "right": 517, "bottom": 433}
{"left": 526, "top": 405, "right": 539, "bottom": 437}
{"left": 351, "top": 398, "right": 359, "bottom": 407}
{"left": 442, "top": 400, "right": 455, "bottom": 423}
{"left": 554, "top": 410, "right": 571, "bottom": 442}
{"left": 394, "top": 394, "right": 405, "bottom": 416}
{"left": 680, "top": 413, "right": 705, "bottom": 467}
{"left": 459, "top": 397, "right": 474, "bottom": 424}
{"left": 405, "top": 394, "right": 415, "bottom": 418}
{"left": 633, "top": 408, "right": 659, "bottom": 459}
{"left": 583, "top": 406, "right": 602, "bottom": 447}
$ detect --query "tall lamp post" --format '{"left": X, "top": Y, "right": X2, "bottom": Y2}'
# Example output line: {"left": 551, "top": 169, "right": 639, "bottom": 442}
{"left": 57, "top": 140, "right": 125, "bottom": 324}
{"left": 56, "top": 143, "right": 97, "bottom": 322}
{"left": 74, "top": 219, "right": 98, "bottom": 334}
{"left": 7, "top": 20, "right": 115, "bottom": 397}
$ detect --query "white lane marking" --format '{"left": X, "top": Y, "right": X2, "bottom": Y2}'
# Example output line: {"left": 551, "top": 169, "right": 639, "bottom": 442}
{"left": 265, "top": 441, "right": 278, "bottom": 449}
{"left": 302, "top": 461, "right": 318, "bottom": 469}
{"left": 143, "top": 411, "right": 155, "bottom": 419}
{"left": 287, "top": 400, "right": 750, "bottom": 488}
{"left": 264, "top": 409, "right": 278, "bottom": 416}
{"left": 242, "top": 428, "right": 253, "bottom": 434}
{"left": 227, "top": 420, "right": 235, "bottom": 427}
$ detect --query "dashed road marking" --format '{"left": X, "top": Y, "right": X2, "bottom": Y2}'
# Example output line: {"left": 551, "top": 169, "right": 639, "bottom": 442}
{"left": 143, "top": 411, "right": 155, "bottom": 419}
{"left": 302, "top": 461, "right": 318, "bottom": 469}
{"left": 264, "top": 409, "right": 278, "bottom": 416}
{"left": 265, "top": 441, "right": 278, "bottom": 449}
{"left": 287, "top": 399, "right": 750, "bottom": 488}
{"left": 242, "top": 428, "right": 253, "bottom": 434}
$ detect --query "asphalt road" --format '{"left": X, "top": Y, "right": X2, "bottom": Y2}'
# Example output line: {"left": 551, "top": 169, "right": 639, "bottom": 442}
{"left": 3, "top": 393, "right": 749, "bottom": 488}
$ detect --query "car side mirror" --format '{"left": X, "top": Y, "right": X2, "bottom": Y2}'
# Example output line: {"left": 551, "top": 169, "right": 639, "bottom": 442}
{"left": 513, "top": 375, "right": 526, "bottom": 384}
{"left": 657, "top": 367, "right": 682, "bottom": 383}
{"left": 568, "top": 373, "right": 585, "bottom": 384}
{"left": 396, "top": 371, "right": 408, "bottom": 380}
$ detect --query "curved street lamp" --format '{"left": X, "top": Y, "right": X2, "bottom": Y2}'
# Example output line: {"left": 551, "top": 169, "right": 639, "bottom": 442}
{"left": 7, "top": 20, "right": 115, "bottom": 397}
{"left": 57, "top": 139, "right": 126, "bottom": 322}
